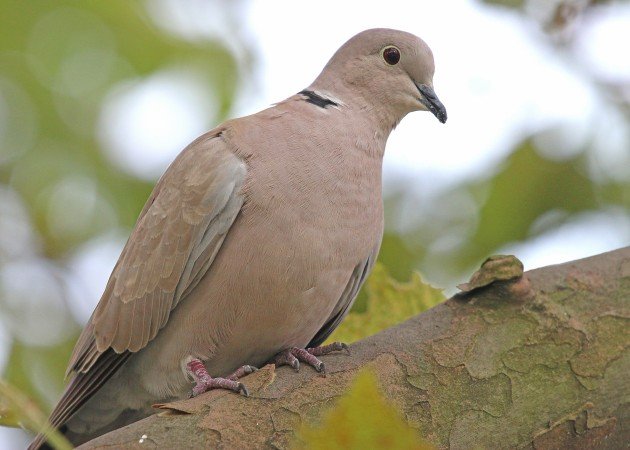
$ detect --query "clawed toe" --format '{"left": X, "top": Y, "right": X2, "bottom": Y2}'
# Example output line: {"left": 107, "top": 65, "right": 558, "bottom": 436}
{"left": 273, "top": 348, "right": 301, "bottom": 371}
{"left": 273, "top": 347, "right": 324, "bottom": 375}
{"left": 187, "top": 358, "right": 253, "bottom": 398}
{"left": 272, "top": 342, "right": 348, "bottom": 375}
{"left": 236, "top": 382, "right": 250, "bottom": 397}
{"left": 185, "top": 342, "right": 350, "bottom": 397}
{"left": 307, "top": 341, "right": 350, "bottom": 356}
{"left": 190, "top": 377, "right": 249, "bottom": 398}
{"left": 227, "top": 364, "right": 259, "bottom": 381}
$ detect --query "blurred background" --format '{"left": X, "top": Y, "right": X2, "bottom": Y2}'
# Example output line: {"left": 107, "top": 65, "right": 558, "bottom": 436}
{"left": 1, "top": 0, "right": 629, "bottom": 446}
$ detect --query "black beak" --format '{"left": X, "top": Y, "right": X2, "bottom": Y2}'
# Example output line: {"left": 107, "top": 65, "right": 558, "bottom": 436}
{"left": 416, "top": 83, "right": 447, "bottom": 124}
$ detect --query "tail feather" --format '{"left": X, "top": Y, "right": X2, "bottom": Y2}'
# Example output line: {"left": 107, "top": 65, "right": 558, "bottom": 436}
{"left": 28, "top": 349, "right": 130, "bottom": 450}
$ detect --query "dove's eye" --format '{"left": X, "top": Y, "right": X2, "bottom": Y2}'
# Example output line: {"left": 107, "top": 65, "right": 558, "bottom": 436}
{"left": 382, "top": 46, "right": 401, "bottom": 65}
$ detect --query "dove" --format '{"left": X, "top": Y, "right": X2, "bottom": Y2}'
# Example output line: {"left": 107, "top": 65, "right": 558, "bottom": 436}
{"left": 30, "top": 28, "right": 446, "bottom": 449}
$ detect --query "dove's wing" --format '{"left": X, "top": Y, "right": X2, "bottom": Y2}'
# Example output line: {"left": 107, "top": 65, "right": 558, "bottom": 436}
{"left": 36, "top": 130, "right": 246, "bottom": 446}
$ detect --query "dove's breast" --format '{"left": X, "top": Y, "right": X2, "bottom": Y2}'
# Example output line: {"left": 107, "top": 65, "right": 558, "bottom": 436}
{"left": 126, "top": 105, "right": 386, "bottom": 400}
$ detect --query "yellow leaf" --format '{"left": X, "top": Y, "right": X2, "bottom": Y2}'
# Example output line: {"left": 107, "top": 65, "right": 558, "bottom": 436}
{"left": 328, "top": 264, "right": 445, "bottom": 344}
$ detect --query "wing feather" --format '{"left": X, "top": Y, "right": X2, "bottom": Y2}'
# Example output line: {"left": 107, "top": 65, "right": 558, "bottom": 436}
{"left": 33, "top": 132, "right": 247, "bottom": 450}
{"left": 88, "top": 132, "right": 246, "bottom": 355}
{"left": 308, "top": 247, "right": 379, "bottom": 348}
{"left": 29, "top": 350, "right": 131, "bottom": 450}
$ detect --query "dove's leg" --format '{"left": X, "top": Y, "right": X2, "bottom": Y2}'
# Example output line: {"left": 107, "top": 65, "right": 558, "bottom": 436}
{"left": 186, "top": 358, "right": 253, "bottom": 397}
{"left": 272, "top": 342, "right": 349, "bottom": 374}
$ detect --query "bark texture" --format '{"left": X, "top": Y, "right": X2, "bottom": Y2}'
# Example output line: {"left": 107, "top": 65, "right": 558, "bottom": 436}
{"left": 79, "top": 248, "right": 630, "bottom": 449}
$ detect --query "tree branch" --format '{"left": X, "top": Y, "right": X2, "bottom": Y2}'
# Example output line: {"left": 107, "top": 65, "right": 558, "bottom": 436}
{"left": 79, "top": 248, "right": 630, "bottom": 449}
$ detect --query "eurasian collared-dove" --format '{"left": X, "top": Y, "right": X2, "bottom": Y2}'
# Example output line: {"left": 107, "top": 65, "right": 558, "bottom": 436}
{"left": 30, "top": 28, "right": 446, "bottom": 449}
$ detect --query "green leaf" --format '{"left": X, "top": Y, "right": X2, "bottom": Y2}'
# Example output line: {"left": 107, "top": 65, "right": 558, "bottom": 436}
{"left": 456, "top": 139, "right": 599, "bottom": 270}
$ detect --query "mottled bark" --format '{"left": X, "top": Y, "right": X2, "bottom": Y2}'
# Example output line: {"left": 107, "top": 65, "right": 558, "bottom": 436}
{"left": 79, "top": 248, "right": 630, "bottom": 449}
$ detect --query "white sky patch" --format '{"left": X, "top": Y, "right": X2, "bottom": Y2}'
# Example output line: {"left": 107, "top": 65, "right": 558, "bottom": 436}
{"left": 98, "top": 68, "right": 216, "bottom": 180}
{"left": 243, "top": 0, "right": 596, "bottom": 180}
{"left": 66, "top": 231, "right": 127, "bottom": 324}
{"left": 575, "top": 3, "right": 630, "bottom": 83}
{"left": 0, "top": 428, "right": 30, "bottom": 449}
{"left": 0, "top": 258, "right": 77, "bottom": 346}
{"left": 145, "top": 0, "right": 251, "bottom": 65}
{"left": 498, "top": 210, "right": 630, "bottom": 271}
{"left": 0, "top": 324, "right": 10, "bottom": 377}
{"left": 0, "top": 186, "right": 40, "bottom": 260}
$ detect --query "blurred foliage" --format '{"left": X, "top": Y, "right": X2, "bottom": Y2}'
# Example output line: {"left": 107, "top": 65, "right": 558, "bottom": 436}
{"left": 294, "top": 370, "right": 432, "bottom": 450}
{"left": 459, "top": 140, "right": 601, "bottom": 269}
{"left": 0, "top": 0, "right": 250, "bottom": 445}
{"left": 3, "top": 338, "right": 77, "bottom": 422}
{"left": 381, "top": 0, "right": 630, "bottom": 285}
{"left": 482, "top": 0, "right": 620, "bottom": 35}
{"left": 0, "top": 379, "right": 72, "bottom": 449}
{"left": 0, "top": 0, "right": 629, "bottom": 447}
{"left": 328, "top": 264, "right": 445, "bottom": 344}
{"left": 0, "top": 0, "right": 243, "bottom": 255}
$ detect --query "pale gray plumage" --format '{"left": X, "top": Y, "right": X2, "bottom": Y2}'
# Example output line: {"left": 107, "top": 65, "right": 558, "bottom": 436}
{"left": 30, "top": 28, "right": 446, "bottom": 449}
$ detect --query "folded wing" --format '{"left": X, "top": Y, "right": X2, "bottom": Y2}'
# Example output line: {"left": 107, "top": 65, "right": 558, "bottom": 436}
{"left": 30, "top": 131, "right": 247, "bottom": 449}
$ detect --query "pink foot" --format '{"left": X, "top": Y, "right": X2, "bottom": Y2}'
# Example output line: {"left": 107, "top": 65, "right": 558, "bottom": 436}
{"left": 186, "top": 359, "right": 255, "bottom": 397}
{"left": 272, "top": 342, "right": 349, "bottom": 375}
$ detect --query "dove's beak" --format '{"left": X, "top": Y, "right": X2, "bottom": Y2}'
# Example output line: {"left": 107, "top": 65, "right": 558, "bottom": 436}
{"left": 416, "top": 83, "right": 447, "bottom": 124}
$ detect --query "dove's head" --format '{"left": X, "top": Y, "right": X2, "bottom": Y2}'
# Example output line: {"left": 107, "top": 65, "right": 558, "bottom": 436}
{"left": 309, "top": 28, "right": 447, "bottom": 126}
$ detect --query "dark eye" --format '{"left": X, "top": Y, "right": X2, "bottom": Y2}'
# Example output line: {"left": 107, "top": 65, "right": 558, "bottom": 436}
{"left": 382, "top": 46, "right": 400, "bottom": 65}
